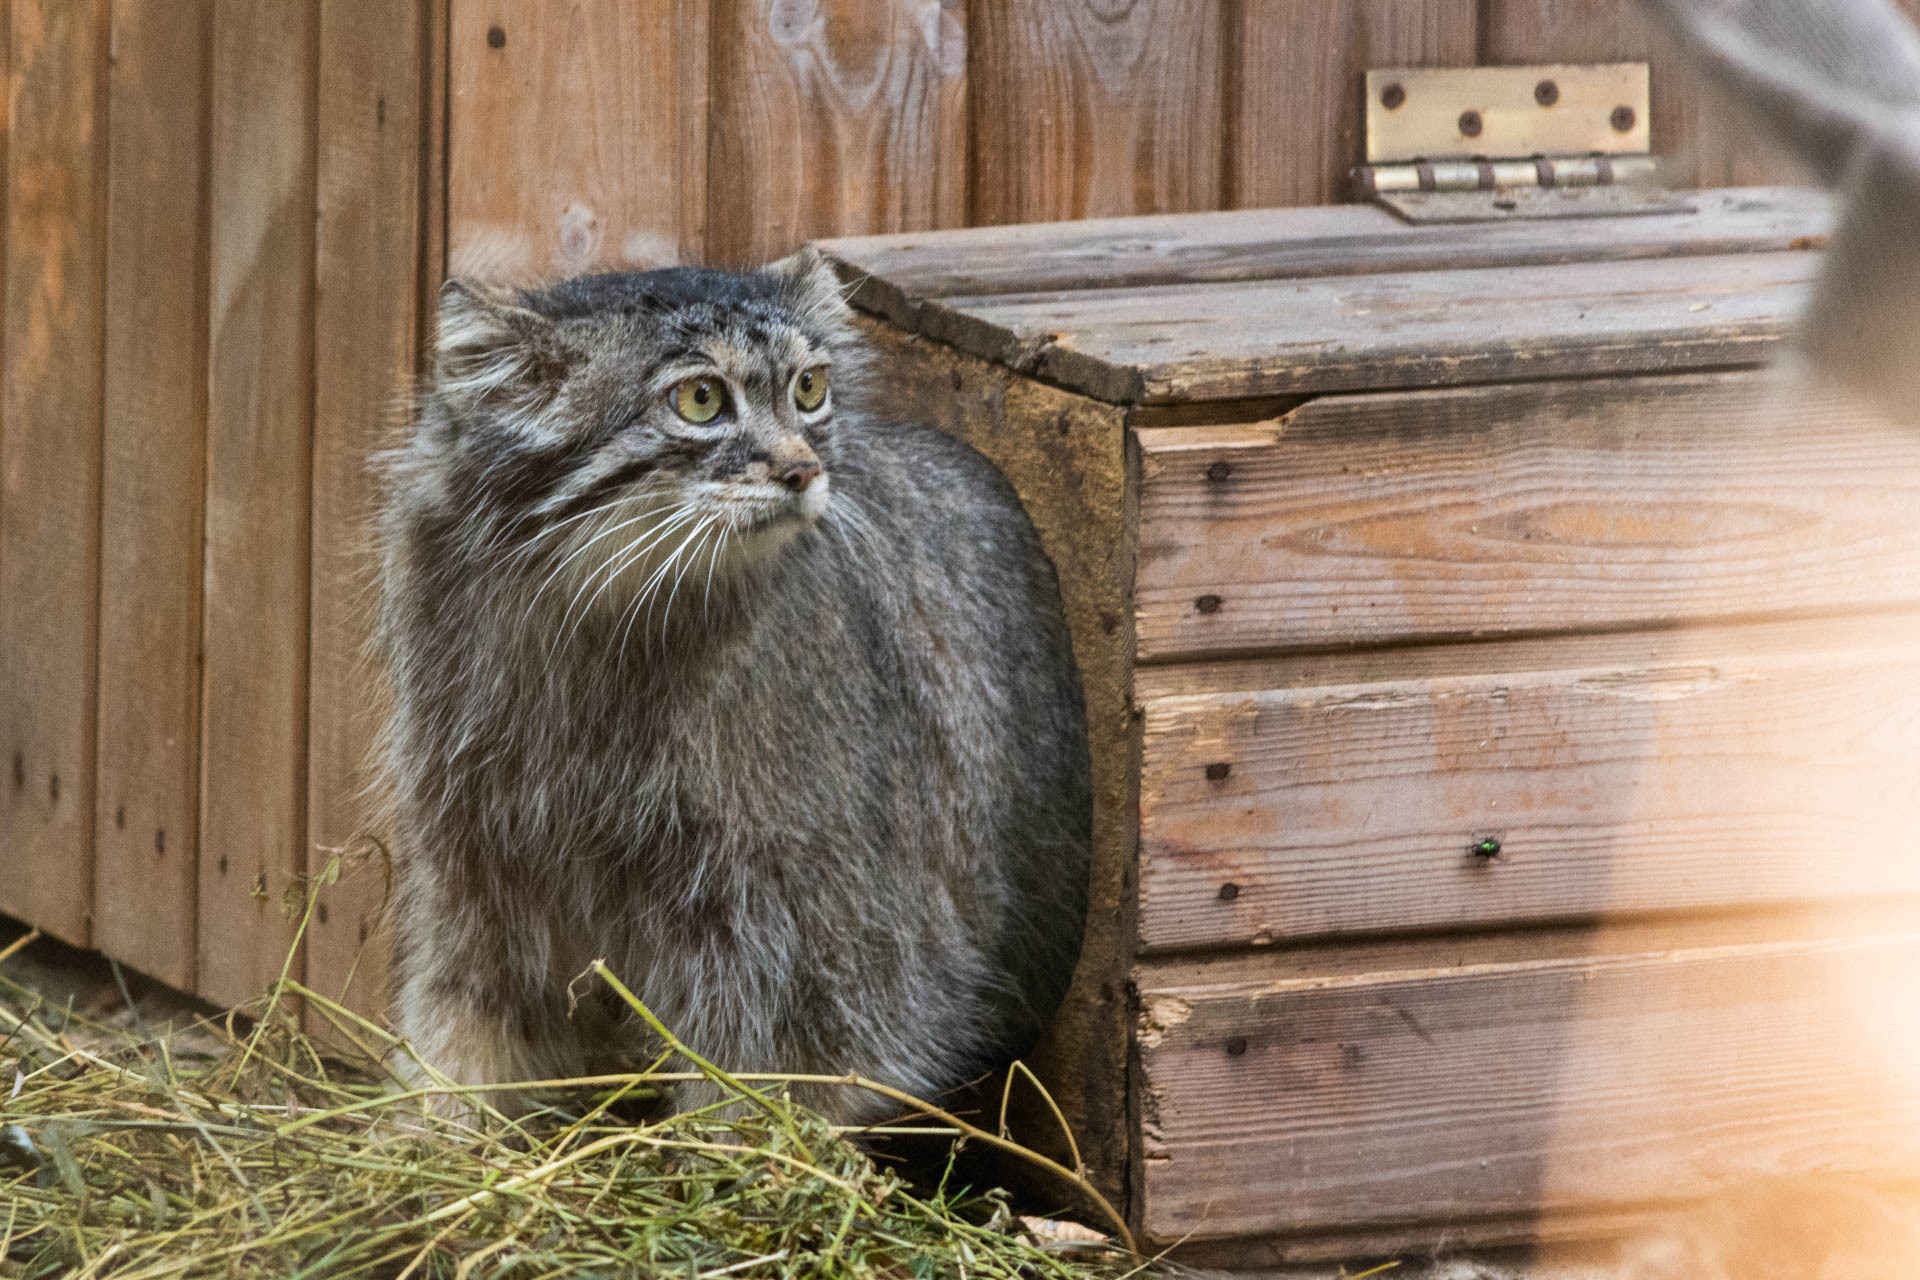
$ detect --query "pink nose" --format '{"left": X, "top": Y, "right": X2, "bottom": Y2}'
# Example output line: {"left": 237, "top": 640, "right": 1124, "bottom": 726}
{"left": 778, "top": 461, "right": 821, "bottom": 492}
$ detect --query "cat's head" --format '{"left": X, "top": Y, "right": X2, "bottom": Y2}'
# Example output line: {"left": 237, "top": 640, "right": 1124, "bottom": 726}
{"left": 414, "top": 250, "right": 862, "bottom": 625}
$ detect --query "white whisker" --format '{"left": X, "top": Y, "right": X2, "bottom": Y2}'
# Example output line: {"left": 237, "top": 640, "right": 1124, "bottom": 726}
{"left": 495, "top": 492, "right": 647, "bottom": 563}
{"left": 654, "top": 516, "right": 720, "bottom": 644}
{"left": 620, "top": 513, "right": 718, "bottom": 653}
{"left": 522, "top": 508, "right": 664, "bottom": 623}
{"left": 701, "top": 517, "right": 733, "bottom": 621}
{"left": 554, "top": 505, "right": 705, "bottom": 651}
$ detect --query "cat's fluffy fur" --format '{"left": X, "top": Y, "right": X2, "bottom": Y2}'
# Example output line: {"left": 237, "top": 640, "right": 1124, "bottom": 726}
{"left": 377, "top": 251, "right": 1090, "bottom": 1121}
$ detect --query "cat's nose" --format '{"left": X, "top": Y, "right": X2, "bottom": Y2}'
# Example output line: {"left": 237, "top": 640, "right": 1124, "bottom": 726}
{"left": 778, "top": 460, "right": 821, "bottom": 492}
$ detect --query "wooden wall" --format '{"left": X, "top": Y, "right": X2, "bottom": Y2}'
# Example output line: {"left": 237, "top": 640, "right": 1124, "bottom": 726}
{"left": 0, "top": 0, "right": 1891, "bottom": 1021}
{"left": 0, "top": 0, "right": 435, "bottom": 1018}
{"left": 445, "top": 0, "right": 1848, "bottom": 281}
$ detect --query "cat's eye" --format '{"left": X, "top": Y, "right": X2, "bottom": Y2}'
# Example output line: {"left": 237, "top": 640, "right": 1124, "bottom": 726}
{"left": 673, "top": 376, "right": 727, "bottom": 424}
{"left": 793, "top": 365, "right": 829, "bottom": 413}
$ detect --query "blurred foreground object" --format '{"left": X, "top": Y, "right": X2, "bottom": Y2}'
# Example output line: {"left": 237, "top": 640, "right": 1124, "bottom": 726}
{"left": 1644, "top": 0, "right": 1920, "bottom": 426}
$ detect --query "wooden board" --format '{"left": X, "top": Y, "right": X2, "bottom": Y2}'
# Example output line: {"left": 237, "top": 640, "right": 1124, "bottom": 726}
{"left": 0, "top": 0, "right": 107, "bottom": 946}
{"left": 1232, "top": 1, "right": 1478, "bottom": 206}
{"left": 199, "top": 0, "right": 318, "bottom": 1009}
{"left": 304, "top": 0, "right": 425, "bottom": 1025}
{"left": 1134, "top": 372, "right": 1920, "bottom": 659}
{"left": 919, "top": 249, "right": 1816, "bottom": 404}
{"left": 447, "top": 0, "right": 705, "bottom": 279}
{"left": 706, "top": 0, "right": 966, "bottom": 266}
{"left": 93, "top": 0, "right": 210, "bottom": 990}
{"left": 1138, "top": 637, "right": 1920, "bottom": 952}
{"left": 821, "top": 188, "right": 1830, "bottom": 325}
{"left": 1136, "top": 933, "right": 1920, "bottom": 1242}
{"left": 968, "top": 0, "right": 1224, "bottom": 225}
{"left": 1481, "top": 0, "right": 1796, "bottom": 189}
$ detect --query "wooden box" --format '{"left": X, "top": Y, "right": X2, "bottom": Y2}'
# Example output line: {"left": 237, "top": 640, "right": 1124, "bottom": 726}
{"left": 820, "top": 188, "right": 1920, "bottom": 1265}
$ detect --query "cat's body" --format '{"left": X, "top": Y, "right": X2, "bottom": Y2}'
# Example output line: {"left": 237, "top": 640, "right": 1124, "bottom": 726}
{"left": 378, "top": 255, "right": 1089, "bottom": 1121}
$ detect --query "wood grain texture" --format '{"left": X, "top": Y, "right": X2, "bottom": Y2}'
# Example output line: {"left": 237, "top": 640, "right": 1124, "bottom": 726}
{"left": 1135, "top": 933, "right": 1920, "bottom": 1242}
{"left": 420, "top": 0, "right": 449, "bottom": 345}
{"left": 1134, "top": 371, "right": 1920, "bottom": 658}
{"left": 93, "top": 0, "right": 211, "bottom": 989}
{"left": 1481, "top": 0, "right": 1801, "bottom": 188}
{"left": 199, "top": 0, "right": 318, "bottom": 1009}
{"left": 922, "top": 248, "right": 1815, "bottom": 404}
{"left": 821, "top": 187, "right": 1830, "bottom": 322}
{"left": 1139, "top": 640, "right": 1920, "bottom": 952}
{"left": 1230, "top": 0, "right": 1478, "bottom": 207}
{"left": 1135, "top": 609, "right": 1920, "bottom": 702}
{"left": 707, "top": 0, "right": 966, "bottom": 266}
{"left": 856, "top": 316, "right": 1138, "bottom": 1217}
{"left": 304, "top": 0, "right": 426, "bottom": 1026}
{"left": 447, "top": 0, "right": 704, "bottom": 279}
{"left": 968, "top": 0, "right": 1226, "bottom": 225}
{"left": 0, "top": 0, "right": 107, "bottom": 945}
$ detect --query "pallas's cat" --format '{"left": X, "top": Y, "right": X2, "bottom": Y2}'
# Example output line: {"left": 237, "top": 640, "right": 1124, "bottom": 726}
{"left": 377, "top": 251, "right": 1090, "bottom": 1121}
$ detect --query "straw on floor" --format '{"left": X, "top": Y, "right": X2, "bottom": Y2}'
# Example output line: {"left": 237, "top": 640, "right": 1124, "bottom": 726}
{"left": 0, "top": 921, "right": 1138, "bottom": 1279}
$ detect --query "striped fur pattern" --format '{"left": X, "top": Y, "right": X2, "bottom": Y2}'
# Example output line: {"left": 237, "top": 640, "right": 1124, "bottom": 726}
{"left": 376, "top": 251, "right": 1090, "bottom": 1121}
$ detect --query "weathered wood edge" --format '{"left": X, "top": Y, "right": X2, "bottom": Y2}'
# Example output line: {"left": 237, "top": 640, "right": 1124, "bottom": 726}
{"left": 824, "top": 256, "right": 1803, "bottom": 407}
{"left": 819, "top": 188, "right": 1829, "bottom": 300}
{"left": 850, "top": 316, "right": 1139, "bottom": 1219}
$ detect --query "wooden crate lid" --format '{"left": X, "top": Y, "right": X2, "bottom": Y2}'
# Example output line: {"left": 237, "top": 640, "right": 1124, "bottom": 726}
{"left": 817, "top": 188, "right": 1831, "bottom": 405}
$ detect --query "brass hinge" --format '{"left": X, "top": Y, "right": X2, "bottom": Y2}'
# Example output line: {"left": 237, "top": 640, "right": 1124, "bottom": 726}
{"left": 1351, "top": 63, "right": 1688, "bottom": 223}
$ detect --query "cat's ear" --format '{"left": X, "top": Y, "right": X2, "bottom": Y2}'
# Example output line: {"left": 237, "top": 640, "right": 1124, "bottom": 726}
{"left": 434, "top": 279, "right": 564, "bottom": 410}
{"left": 766, "top": 246, "right": 853, "bottom": 320}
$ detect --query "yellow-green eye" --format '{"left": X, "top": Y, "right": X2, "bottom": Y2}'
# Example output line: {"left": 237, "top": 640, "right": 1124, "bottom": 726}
{"left": 793, "top": 365, "right": 829, "bottom": 412}
{"left": 673, "top": 377, "right": 726, "bottom": 424}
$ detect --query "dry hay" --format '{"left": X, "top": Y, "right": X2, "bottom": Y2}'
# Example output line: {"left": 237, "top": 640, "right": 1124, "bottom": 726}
{"left": 0, "top": 925, "right": 1139, "bottom": 1279}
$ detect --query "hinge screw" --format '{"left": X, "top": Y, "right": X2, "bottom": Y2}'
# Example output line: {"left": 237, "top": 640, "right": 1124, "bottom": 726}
{"left": 1458, "top": 109, "right": 1483, "bottom": 138}
{"left": 1534, "top": 79, "right": 1559, "bottom": 106}
{"left": 1380, "top": 82, "right": 1406, "bottom": 110}
{"left": 1611, "top": 105, "right": 1636, "bottom": 132}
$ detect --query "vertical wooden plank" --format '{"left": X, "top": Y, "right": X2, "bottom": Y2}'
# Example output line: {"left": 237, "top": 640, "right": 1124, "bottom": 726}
{"left": 93, "top": 0, "right": 212, "bottom": 990}
{"left": 0, "top": 0, "right": 108, "bottom": 946}
{"left": 1481, "top": 0, "right": 1799, "bottom": 188}
{"left": 706, "top": 0, "right": 966, "bottom": 266}
{"left": 1230, "top": 1, "right": 1478, "bottom": 208}
{"left": 199, "top": 0, "right": 318, "bottom": 1009}
{"left": 446, "top": 0, "right": 705, "bottom": 280}
{"left": 677, "top": 0, "right": 710, "bottom": 264}
{"left": 304, "top": 0, "right": 425, "bottom": 1024}
{"left": 420, "top": 0, "right": 448, "bottom": 339}
{"left": 968, "top": 0, "right": 1225, "bottom": 225}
